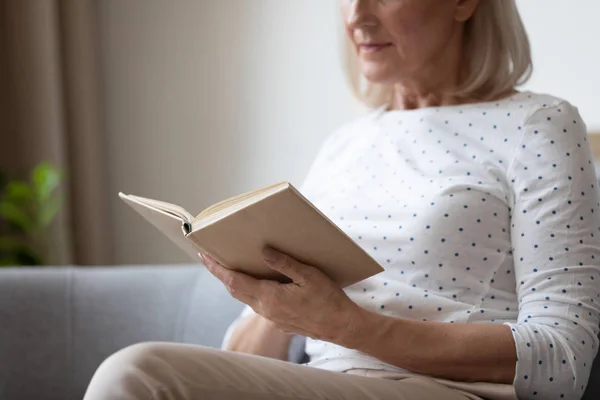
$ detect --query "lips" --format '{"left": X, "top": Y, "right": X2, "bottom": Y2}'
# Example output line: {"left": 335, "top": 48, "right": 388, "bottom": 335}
{"left": 358, "top": 43, "right": 392, "bottom": 53}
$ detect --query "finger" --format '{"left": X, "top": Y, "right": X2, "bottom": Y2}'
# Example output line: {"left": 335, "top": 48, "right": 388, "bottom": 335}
{"left": 203, "top": 257, "right": 260, "bottom": 307}
{"left": 201, "top": 253, "right": 262, "bottom": 302}
{"left": 261, "top": 247, "right": 312, "bottom": 284}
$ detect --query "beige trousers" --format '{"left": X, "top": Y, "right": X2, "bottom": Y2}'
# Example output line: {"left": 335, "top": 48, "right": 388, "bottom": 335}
{"left": 83, "top": 342, "right": 491, "bottom": 400}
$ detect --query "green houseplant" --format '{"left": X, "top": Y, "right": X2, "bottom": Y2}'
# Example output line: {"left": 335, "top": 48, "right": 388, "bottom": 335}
{"left": 0, "top": 162, "right": 63, "bottom": 266}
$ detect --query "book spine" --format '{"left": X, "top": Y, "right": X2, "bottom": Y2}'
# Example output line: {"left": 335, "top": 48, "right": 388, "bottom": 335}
{"left": 181, "top": 221, "right": 192, "bottom": 235}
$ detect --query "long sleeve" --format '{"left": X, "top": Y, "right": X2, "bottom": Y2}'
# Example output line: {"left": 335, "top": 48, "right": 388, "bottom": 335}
{"left": 504, "top": 101, "right": 600, "bottom": 399}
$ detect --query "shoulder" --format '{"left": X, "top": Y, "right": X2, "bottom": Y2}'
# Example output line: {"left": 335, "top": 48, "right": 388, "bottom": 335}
{"left": 318, "top": 107, "right": 383, "bottom": 151}
{"left": 506, "top": 92, "right": 591, "bottom": 177}
{"left": 517, "top": 91, "right": 585, "bottom": 128}
{"left": 460, "top": 90, "right": 584, "bottom": 126}
{"left": 484, "top": 91, "right": 589, "bottom": 151}
{"left": 516, "top": 92, "right": 587, "bottom": 149}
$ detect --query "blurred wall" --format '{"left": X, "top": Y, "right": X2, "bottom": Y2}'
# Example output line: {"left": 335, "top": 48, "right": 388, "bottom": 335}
{"left": 517, "top": 0, "right": 600, "bottom": 130}
{"left": 97, "top": 0, "right": 355, "bottom": 264}
{"left": 97, "top": 0, "right": 600, "bottom": 264}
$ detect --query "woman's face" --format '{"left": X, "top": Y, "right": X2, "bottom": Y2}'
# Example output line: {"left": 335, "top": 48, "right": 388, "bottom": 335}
{"left": 341, "top": 0, "right": 479, "bottom": 85}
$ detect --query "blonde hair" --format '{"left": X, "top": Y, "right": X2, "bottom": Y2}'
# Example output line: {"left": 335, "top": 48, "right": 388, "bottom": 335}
{"left": 343, "top": 0, "right": 533, "bottom": 109}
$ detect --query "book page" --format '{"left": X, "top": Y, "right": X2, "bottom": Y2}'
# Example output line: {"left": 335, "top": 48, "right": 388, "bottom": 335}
{"left": 125, "top": 194, "right": 194, "bottom": 223}
{"left": 119, "top": 193, "right": 202, "bottom": 259}
{"left": 195, "top": 181, "right": 287, "bottom": 220}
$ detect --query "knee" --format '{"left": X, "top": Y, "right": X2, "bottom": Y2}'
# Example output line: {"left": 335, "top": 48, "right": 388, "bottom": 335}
{"left": 84, "top": 342, "right": 169, "bottom": 399}
{"left": 104, "top": 342, "right": 164, "bottom": 370}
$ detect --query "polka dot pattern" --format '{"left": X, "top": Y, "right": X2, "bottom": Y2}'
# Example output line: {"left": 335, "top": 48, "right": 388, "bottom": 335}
{"left": 502, "top": 101, "right": 600, "bottom": 400}
{"left": 224, "top": 92, "right": 600, "bottom": 399}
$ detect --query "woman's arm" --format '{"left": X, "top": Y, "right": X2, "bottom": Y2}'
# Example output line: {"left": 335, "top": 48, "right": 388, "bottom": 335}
{"left": 341, "top": 309, "right": 517, "bottom": 383}
{"left": 225, "top": 313, "right": 294, "bottom": 361}
{"left": 340, "top": 100, "right": 600, "bottom": 399}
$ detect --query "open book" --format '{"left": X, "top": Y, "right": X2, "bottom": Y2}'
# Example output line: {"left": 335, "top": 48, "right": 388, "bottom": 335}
{"left": 119, "top": 182, "right": 383, "bottom": 288}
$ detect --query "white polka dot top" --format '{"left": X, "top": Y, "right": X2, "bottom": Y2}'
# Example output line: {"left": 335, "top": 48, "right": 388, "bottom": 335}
{"left": 224, "top": 91, "right": 600, "bottom": 400}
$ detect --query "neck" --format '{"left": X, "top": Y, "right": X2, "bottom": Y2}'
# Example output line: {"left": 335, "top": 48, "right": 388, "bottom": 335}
{"left": 390, "top": 89, "right": 464, "bottom": 110}
{"left": 390, "top": 25, "right": 467, "bottom": 110}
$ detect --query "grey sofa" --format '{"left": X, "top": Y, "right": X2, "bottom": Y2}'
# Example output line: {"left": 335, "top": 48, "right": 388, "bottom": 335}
{"left": 0, "top": 266, "right": 246, "bottom": 400}
{"left": 1, "top": 265, "right": 599, "bottom": 400}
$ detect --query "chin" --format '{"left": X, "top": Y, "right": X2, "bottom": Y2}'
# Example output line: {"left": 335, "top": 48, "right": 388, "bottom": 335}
{"left": 359, "top": 61, "right": 399, "bottom": 85}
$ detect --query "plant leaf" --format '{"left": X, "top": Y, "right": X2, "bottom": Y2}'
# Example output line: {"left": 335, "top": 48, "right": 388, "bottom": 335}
{"left": 5, "top": 181, "right": 34, "bottom": 203}
{"left": 32, "top": 162, "right": 61, "bottom": 202}
{"left": 0, "top": 236, "right": 40, "bottom": 266}
{"left": 15, "top": 248, "right": 42, "bottom": 266}
{"left": 0, "top": 201, "right": 33, "bottom": 232}
{"left": 0, "top": 170, "right": 7, "bottom": 193}
{"left": 38, "top": 194, "right": 62, "bottom": 228}
{"left": 0, "top": 257, "right": 21, "bottom": 267}
{"left": 0, "top": 235, "right": 25, "bottom": 252}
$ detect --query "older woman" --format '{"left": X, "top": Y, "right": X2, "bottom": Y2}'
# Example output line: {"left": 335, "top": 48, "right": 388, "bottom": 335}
{"left": 85, "top": 0, "right": 600, "bottom": 399}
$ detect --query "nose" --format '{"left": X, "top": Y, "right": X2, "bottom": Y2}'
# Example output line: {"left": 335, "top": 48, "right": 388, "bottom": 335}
{"left": 346, "top": 0, "right": 377, "bottom": 31}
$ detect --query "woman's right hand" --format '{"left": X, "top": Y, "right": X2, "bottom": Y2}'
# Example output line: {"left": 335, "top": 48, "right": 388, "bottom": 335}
{"left": 226, "top": 313, "right": 294, "bottom": 361}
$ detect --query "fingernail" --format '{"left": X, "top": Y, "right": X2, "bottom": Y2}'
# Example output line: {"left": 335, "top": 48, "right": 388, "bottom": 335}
{"left": 199, "top": 253, "right": 207, "bottom": 264}
{"left": 262, "top": 247, "right": 280, "bottom": 262}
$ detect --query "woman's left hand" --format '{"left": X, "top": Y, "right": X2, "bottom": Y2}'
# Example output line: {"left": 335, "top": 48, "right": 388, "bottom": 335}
{"left": 200, "top": 247, "right": 363, "bottom": 345}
